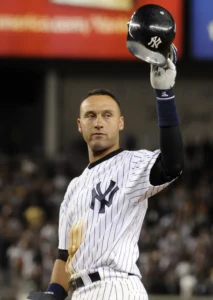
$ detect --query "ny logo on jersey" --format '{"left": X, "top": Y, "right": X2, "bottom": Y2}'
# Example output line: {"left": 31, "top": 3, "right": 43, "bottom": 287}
{"left": 148, "top": 36, "right": 162, "bottom": 49}
{"left": 90, "top": 180, "right": 119, "bottom": 214}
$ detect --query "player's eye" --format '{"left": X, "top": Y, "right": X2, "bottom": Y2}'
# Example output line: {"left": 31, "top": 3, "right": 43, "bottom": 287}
{"left": 104, "top": 113, "right": 112, "bottom": 118}
{"left": 87, "top": 113, "right": 95, "bottom": 119}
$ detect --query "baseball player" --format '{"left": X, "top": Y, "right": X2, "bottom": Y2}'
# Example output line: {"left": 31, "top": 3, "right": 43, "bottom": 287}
{"left": 27, "top": 43, "right": 183, "bottom": 300}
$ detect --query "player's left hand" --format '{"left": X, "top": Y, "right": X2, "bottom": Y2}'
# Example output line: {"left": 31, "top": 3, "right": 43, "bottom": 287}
{"left": 150, "top": 44, "right": 177, "bottom": 90}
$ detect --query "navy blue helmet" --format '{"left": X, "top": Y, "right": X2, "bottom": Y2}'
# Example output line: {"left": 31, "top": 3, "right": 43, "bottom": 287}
{"left": 127, "top": 4, "right": 176, "bottom": 66}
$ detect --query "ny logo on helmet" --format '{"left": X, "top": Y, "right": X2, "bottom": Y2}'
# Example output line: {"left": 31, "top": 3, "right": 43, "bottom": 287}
{"left": 90, "top": 180, "right": 119, "bottom": 214}
{"left": 148, "top": 36, "right": 162, "bottom": 49}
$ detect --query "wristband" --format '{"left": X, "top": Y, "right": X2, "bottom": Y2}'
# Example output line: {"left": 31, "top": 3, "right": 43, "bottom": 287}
{"left": 46, "top": 283, "right": 68, "bottom": 300}
{"left": 155, "top": 89, "right": 179, "bottom": 127}
{"left": 155, "top": 88, "right": 175, "bottom": 100}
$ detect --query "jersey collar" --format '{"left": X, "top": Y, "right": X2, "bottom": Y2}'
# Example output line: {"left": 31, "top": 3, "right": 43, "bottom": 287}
{"left": 88, "top": 148, "right": 124, "bottom": 169}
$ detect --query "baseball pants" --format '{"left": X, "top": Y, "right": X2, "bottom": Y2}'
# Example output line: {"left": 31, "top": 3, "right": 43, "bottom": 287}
{"left": 71, "top": 275, "right": 148, "bottom": 300}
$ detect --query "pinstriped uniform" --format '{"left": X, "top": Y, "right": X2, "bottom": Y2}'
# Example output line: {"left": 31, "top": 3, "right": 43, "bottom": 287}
{"left": 58, "top": 149, "right": 173, "bottom": 299}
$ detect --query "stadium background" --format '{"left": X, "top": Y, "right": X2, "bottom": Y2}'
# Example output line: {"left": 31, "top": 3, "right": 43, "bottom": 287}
{"left": 0, "top": 0, "right": 213, "bottom": 299}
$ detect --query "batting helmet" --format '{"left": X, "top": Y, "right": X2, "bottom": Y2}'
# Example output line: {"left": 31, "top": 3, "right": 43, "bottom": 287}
{"left": 126, "top": 4, "right": 176, "bottom": 66}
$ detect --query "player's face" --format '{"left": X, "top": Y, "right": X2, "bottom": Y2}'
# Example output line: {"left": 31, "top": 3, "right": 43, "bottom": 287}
{"left": 78, "top": 95, "right": 124, "bottom": 153}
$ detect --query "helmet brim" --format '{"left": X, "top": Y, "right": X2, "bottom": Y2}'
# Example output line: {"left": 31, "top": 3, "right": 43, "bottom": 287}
{"left": 126, "top": 36, "right": 168, "bottom": 66}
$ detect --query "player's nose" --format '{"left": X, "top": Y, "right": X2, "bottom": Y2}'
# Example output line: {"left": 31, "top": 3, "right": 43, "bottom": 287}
{"left": 94, "top": 123, "right": 103, "bottom": 129}
{"left": 94, "top": 116, "right": 104, "bottom": 129}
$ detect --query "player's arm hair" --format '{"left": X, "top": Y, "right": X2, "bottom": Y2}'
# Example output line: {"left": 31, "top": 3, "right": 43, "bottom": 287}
{"left": 49, "top": 256, "right": 70, "bottom": 292}
{"left": 150, "top": 125, "right": 184, "bottom": 185}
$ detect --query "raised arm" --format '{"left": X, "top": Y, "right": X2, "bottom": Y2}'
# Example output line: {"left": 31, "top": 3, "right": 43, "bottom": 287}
{"left": 150, "top": 45, "right": 184, "bottom": 185}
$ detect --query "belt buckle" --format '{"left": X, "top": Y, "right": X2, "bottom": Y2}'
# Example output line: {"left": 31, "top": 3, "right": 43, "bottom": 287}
{"left": 69, "top": 279, "right": 77, "bottom": 291}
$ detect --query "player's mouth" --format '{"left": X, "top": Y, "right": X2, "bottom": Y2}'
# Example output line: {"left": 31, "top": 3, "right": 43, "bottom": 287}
{"left": 92, "top": 133, "right": 106, "bottom": 137}
{"left": 92, "top": 132, "right": 106, "bottom": 138}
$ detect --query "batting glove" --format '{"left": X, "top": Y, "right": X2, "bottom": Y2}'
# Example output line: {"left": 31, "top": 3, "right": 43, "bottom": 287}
{"left": 27, "top": 291, "right": 57, "bottom": 300}
{"left": 150, "top": 44, "right": 177, "bottom": 91}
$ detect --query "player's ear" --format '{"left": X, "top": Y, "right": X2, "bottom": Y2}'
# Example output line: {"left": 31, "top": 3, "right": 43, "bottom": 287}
{"left": 77, "top": 118, "right": 82, "bottom": 133}
{"left": 119, "top": 116, "right": 124, "bottom": 131}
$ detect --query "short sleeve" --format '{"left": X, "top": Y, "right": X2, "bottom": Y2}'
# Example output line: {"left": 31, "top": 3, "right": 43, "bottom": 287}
{"left": 58, "top": 181, "right": 74, "bottom": 250}
{"left": 127, "top": 149, "right": 175, "bottom": 201}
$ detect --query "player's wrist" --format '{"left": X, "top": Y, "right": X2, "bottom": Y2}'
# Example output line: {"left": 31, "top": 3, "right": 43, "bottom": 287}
{"left": 45, "top": 283, "right": 68, "bottom": 300}
{"left": 155, "top": 88, "right": 174, "bottom": 100}
{"left": 155, "top": 90, "right": 179, "bottom": 127}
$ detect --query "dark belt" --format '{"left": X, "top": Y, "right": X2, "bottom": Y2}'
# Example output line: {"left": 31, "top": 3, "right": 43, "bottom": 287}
{"left": 69, "top": 271, "right": 135, "bottom": 291}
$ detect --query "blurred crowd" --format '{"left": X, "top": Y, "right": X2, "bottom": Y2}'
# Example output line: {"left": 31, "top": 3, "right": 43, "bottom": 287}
{"left": 0, "top": 139, "right": 213, "bottom": 299}
{"left": 139, "top": 139, "right": 213, "bottom": 297}
{"left": 0, "top": 153, "right": 76, "bottom": 300}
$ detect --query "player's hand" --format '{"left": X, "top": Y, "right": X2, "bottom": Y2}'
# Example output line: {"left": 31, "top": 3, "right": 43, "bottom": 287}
{"left": 65, "top": 219, "right": 84, "bottom": 276}
{"left": 69, "top": 220, "right": 83, "bottom": 258}
{"left": 150, "top": 44, "right": 177, "bottom": 90}
{"left": 27, "top": 291, "right": 56, "bottom": 300}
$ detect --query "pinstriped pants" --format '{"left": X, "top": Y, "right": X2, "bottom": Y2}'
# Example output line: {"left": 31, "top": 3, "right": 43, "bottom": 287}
{"left": 71, "top": 275, "right": 148, "bottom": 300}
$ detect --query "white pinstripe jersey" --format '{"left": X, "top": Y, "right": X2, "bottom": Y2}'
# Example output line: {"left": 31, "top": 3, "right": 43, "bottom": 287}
{"left": 58, "top": 149, "right": 172, "bottom": 279}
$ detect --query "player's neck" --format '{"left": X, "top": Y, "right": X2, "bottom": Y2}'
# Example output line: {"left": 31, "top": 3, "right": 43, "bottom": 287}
{"left": 88, "top": 144, "right": 120, "bottom": 163}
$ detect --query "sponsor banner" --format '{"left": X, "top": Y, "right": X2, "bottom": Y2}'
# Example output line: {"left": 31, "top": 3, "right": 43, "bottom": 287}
{"left": 0, "top": 1, "right": 183, "bottom": 59}
{"left": 191, "top": 0, "right": 213, "bottom": 59}
{"left": 50, "top": 0, "right": 133, "bottom": 11}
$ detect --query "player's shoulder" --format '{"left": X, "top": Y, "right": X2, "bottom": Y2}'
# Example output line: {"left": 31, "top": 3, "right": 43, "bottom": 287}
{"left": 135, "top": 148, "right": 160, "bottom": 156}
{"left": 126, "top": 148, "right": 160, "bottom": 161}
{"left": 60, "top": 176, "right": 79, "bottom": 207}
{"left": 66, "top": 176, "right": 79, "bottom": 191}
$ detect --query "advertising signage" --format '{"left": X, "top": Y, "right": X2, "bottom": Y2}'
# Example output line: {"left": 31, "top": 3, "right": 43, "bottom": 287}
{"left": 0, "top": 0, "right": 183, "bottom": 59}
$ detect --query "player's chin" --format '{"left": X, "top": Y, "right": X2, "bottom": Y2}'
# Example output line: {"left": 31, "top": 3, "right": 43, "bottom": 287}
{"left": 90, "top": 141, "right": 110, "bottom": 152}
